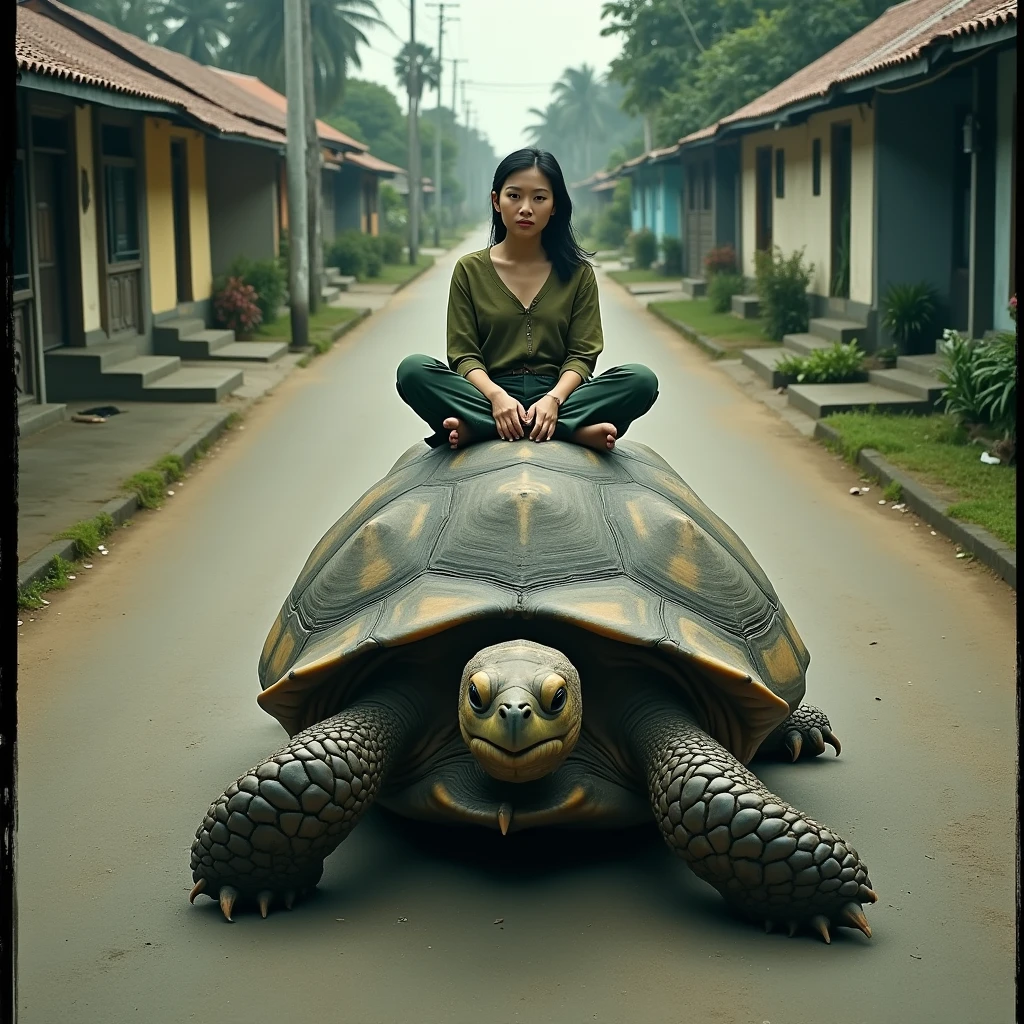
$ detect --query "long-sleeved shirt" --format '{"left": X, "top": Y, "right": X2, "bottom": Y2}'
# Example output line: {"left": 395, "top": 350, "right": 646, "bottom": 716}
{"left": 446, "top": 247, "right": 604, "bottom": 382}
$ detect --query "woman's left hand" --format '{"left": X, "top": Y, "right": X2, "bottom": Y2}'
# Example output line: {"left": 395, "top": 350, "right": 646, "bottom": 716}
{"left": 525, "top": 395, "right": 559, "bottom": 441}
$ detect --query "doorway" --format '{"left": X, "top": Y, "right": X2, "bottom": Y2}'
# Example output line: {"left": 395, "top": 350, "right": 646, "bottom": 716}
{"left": 32, "top": 115, "right": 71, "bottom": 352}
{"left": 755, "top": 146, "right": 773, "bottom": 252}
{"left": 171, "top": 139, "right": 192, "bottom": 304}
{"left": 830, "top": 122, "right": 853, "bottom": 298}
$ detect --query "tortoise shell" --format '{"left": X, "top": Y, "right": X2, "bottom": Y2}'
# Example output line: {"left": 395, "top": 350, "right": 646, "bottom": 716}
{"left": 258, "top": 440, "right": 809, "bottom": 764}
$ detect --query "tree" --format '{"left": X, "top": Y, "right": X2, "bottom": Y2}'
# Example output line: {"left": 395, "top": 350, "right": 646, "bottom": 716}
{"left": 552, "top": 64, "right": 615, "bottom": 175}
{"left": 226, "top": 0, "right": 385, "bottom": 113}
{"left": 324, "top": 78, "right": 407, "bottom": 167}
{"left": 393, "top": 42, "right": 441, "bottom": 104}
{"left": 62, "top": 0, "right": 169, "bottom": 43}
{"left": 160, "top": 0, "right": 233, "bottom": 64}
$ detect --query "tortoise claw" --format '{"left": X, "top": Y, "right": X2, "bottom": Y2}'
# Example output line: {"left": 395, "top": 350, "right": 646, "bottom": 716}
{"left": 808, "top": 727, "right": 827, "bottom": 756}
{"left": 258, "top": 891, "right": 273, "bottom": 919}
{"left": 840, "top": 902, "right": 872, "bottom": 938}
{"left": 811, "top": 914, "right": 831, "bottom": 944}
{"left": 862, "top": 887, "right": 879, "bottom": 904}
{"left": 284, "top": 889, "right": 297, "bottom": 911}
{"left": 787, "top": 920, "right": 799, "bottom": 937}
{"left": 785, "top": 730, "right": 803, "bottom": 762}
{"left": 188, "top": 879, "right": 206, "bottom": 904}
{"left": 764, "top": 919, "right": 773, "bottom": 934}
{"left": 826, "top": 730, "right": 842, "bottom": 756}
{"left": 219, "top": 886, "right": 238, "bottom": 922}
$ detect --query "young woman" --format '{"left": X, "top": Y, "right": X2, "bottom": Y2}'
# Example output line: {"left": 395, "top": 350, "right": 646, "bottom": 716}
{"left": 396, "top": 148, "right": 658, "bottom": 452}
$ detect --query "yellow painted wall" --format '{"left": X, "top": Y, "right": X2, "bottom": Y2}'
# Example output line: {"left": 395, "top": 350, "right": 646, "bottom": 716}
{"left": 179, "top": 130, "right": 212, "bottom": 301}
{"left": 74, "top": 105, "right": 101, "bottom": 333}
{"left": 144, "top": 118, "right": 177, "bottom": 315}
{"left": 740, "top": 103, "right": 875, "bottom": 305}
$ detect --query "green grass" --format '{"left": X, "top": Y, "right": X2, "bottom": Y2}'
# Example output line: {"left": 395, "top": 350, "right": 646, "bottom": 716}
{"left": 649, "top": 298, "right": 774, "bottom": 350}
{"left": 608, "top": 268, "right": 679, "bottom": 285}
{"left": 123, "top": 469, "right": 167, "bottom": 509}
{"left": 258, "top": 305, "right": 360, "bottom": 346}
{"left": 821, "top": 411, "right": 1016, "bottom": 548}
{"left": 368, "top": 254, "right": 435, "bottom": 285}
{"left": 18, "top": 555, "right": 75, "bottom": 610}
{"left": 57, "top": 512, "right": 116, "bottom": 559}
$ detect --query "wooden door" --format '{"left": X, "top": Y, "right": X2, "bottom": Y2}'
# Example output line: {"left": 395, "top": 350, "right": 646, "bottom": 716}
{"left": 171, "top": 139, "right": 192, "bottom": 303}
{"left": 33, "top": 152, "right": 68, "bottom": 351}
{"left": 755, "top": 147, "right": 773, "bottom": 253}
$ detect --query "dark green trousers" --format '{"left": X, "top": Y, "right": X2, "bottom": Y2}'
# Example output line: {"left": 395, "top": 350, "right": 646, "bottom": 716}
{"left": 396, "top": 354, "right": 659, "bottom": 448}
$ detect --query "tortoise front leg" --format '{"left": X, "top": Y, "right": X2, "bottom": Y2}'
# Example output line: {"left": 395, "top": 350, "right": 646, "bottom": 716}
{"left": 757, "top": 704, "right": 842, "bottom": 762}
{"left": 189, "top": 689, "right": 419, "bottom": 921}
{"left": 626, "top": 703, "right": 876, "bottom": 942}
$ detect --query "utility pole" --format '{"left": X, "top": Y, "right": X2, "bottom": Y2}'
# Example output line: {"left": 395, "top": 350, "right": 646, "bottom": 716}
{"left": 447, "top": 57, "right": 466, "bottom": 230}
{"left": 284, "top": 0, "right": 308, "bottom": 349}
{"left": 301, "top": 0, "right": 321, "bottom": 315}
{"left": 461, "top": 82, "right": 470, "bottom": 225}
{"left": 426, "top": 3, "right": 459, "bottom": 247}
{"left": 406, "top": 0, "right": 420, "bottom": 265}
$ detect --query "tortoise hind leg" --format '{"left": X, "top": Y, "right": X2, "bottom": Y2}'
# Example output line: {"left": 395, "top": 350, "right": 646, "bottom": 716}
{"left": 189, "top": 688, "right": 420, "bottom": 920}
{"left": 757, "top": 704, "right": 842, "bottom": 762}
{"left": 626, "top": 703, "right": 875, "bottom": 941}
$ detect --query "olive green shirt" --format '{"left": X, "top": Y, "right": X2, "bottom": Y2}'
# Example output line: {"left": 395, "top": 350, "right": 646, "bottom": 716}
{"left": 446, "top": 248, "right": 604, "bottom": 381}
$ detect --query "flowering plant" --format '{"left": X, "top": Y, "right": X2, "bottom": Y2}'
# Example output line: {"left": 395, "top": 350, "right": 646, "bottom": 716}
{"left": 704, "top": 244, "right": 737, "bottom": 277}
{"left": 213, "top": 276, "right": 263, "bottom": 336}
{"left": 1009, "top": 294, "right": 1017, "bottom": 322}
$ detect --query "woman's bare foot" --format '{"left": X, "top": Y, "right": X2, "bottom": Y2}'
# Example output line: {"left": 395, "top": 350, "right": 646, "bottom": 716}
{"left": 572, "top": 422, "right": 617, "bottom": 452}
{"left": 443, "top": 416, "right": 473, "bottom": 449}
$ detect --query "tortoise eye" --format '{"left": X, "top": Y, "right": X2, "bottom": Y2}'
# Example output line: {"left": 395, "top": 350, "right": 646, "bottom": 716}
{"left": 468, "top": 671, "right": 491, "bottom": 710}
{"left": 549, "top": 687, "right": 567, "bottom": 712}
{"left": 468, "top": 683, "right": 484, "bottom": 710}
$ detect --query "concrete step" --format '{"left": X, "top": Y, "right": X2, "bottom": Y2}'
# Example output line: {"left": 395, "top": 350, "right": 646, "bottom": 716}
{"left": 18, "top": 402, "right": 66, "bottom": 438}
{"left": 740, "top": 346, "right": 792, "bottom": 387}
{"left": 808, "top": 317, "right": 867, "bottom": 344}
{"left": 154, "top": 328, "right": 235, "bottom": 359}
{"left": 897, "top": 353, "right": 944, "bottom": 378}
{"left": 322, "top": 285, "right": 341, "bottom": 303}
{"left": 787, "top": 382, "right": 931, "bottom": 420}
{"left": 153, "top": 317, "right": 207, "bottom": 343}
{"left": 731, "top": 294, "right": 760, "bottom": 319}
{"left": 627, "top": 280, "right": 681, "bottom": 295}
{"left": 781, "top": 333, "right": 834, "bottom": 356}
{"left": 208, "top": 340, "right": 288, "bottom": 363}
{"left": 140, "top": 366, "right": 244, "bottom": 402}
{"left": 46, "top": 341, "right": 139, "bottom": 372}
{"left": 868, "top": 368, "right": 945, "bottom": 402}
{"left": 324, "top": 268, "right": 357, "bottom": 291}
{"left": 681, "top": 278, "right": 706, "bottom": 299}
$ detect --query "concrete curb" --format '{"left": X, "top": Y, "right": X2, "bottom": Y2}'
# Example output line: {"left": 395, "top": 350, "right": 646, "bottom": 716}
{"left": 391, "top": 257, "right": 436, "bottom": 294}
{"left": 646, "top": 303, "right": 728, "bottom": 359}
{"left": 327, "top": 306, "right": 372, "bottom": 342}
{"left": 814, "top": 420, "right": 1016, "bottom": 590}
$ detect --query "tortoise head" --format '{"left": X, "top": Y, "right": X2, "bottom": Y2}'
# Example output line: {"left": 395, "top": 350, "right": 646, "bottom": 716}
{"left": 458, "top": 640, "right": 582, "bottom": 783}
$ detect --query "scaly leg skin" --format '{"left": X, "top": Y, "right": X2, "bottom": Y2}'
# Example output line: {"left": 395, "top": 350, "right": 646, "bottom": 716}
{"left": 629, "top": 704, "right": 876, "bottom": 942}
{"left": 758, "top": 704, "right": 842, "bottom": 762}
{"left": 189, "top": 693, "right": 416, "bottom": 921}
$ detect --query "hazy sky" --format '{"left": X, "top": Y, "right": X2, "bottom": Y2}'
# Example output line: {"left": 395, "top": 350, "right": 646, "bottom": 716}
{"left": 353, "top": 0, "right": 623, "bottom": 159}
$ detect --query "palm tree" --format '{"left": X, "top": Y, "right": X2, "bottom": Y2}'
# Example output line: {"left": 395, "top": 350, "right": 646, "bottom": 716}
{"left": 525, "top": 102, "right": 568, "bottom": 154}
{"left": 226, "top": 0, "right": 385, "bottom": 114}
{"left": 160, "top": 0, "right": 234, "bottom": 64}
{"left": 62, "top": 0, "right": 169, "bottom": 44}
{"left": 551, "top": 64, "right": 612, "bottom": 176}
{"left": 393, "top": 42, "right": 441, "bottom": 105}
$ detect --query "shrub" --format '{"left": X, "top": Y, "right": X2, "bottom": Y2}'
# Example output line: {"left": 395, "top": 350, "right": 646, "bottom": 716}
{"left": 213, "top": 276, "right": 262, "bottom": 336}
{"left": 380, "top": 232, "right": 404, "bottom": 264}
{"left": 660, "top": 236, "right": 682, "bottom": 276}
{"left": 326, "top": 231, "right": 367, "bottom": 277}
{"left": 754, "top": 246, "right": 814, "bottom": 341}
{"left": 775, "top": 340, "right": 865, "bottom": 384}
{"left": 573, "top": 209, "right": 596, "bottom": 244}
{"left": 229, "top": 256, "right": 286, "bottom": 324}
{"left": 939, "top": 329, "right": 1017, "bottom": 443}
{"left": 361, "top": 234, "right": 384, "bottom": 278}
{"left": 1009, "top": 294, "right": 1017, "bottom": 322}
{"left": 629, "top": 228, "right": 657, "bottom": 270}
{"left": 880, "top": 281, "right": 939, "bottom": 352}
{"left": 704, "top": 244, "right": 737, "bottom": 278}
{"left": 708, "top": 272, "right": 745, "bottom": 314}
{"left": 596, "top": 179, "right": 632, "bottom": 249}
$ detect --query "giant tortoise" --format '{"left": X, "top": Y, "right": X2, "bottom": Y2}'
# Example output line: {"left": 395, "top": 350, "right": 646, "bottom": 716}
{"left": 189, "top": 438, "right": 875, "bottom": 941}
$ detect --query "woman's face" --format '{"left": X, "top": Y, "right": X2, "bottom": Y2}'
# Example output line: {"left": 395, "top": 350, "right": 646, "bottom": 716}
{"left": 492, "top": 165, "right": 555, "bottom": 240}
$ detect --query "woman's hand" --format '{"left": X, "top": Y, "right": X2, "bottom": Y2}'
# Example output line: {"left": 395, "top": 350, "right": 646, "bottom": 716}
{"left": 490, "top": 389, "right": 528, "bottom": 440}
{"left": 525, "top": 395, "right": 559, "bottom": 442}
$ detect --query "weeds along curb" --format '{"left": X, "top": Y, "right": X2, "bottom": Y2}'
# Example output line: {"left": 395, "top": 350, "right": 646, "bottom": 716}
{"left": 814, "top": 420, "right": 1016, "bottom": 590}
{"left": 392, "top": 258, "right": 436, "bottom": 293}
{"left": 17, "top": 410, "right": 243, "bottom": 593}
{"left": 646, "top": 304, "right": 728, "bottom": 360}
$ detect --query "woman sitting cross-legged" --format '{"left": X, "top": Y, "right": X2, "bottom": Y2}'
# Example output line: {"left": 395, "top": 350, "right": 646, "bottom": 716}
{"left": 396, "top": 147, "right": 658, "bottom": 452}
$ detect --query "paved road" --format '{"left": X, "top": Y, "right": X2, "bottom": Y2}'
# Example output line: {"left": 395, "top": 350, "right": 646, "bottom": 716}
{"left": 17, "top": 232, "right": 1016, "bottom": 1024}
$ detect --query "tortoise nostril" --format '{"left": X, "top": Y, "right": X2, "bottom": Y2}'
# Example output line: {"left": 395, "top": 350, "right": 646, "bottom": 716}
{"left": 520, "top": 704, "right": 532, "bottom": 719}
{"left": 498, "top": 704, "right": 509, "bottom": 719}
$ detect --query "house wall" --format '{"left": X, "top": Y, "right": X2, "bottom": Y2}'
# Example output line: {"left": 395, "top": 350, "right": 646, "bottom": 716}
{"left": 74, "top": 104, "right": 102, "bottom": 334}
{"left": 992, "top": 47, "right": 1016, "bottom": 330}
{"left": 205, "top": 138, "right": 279, "bottom": 276}
{"left": 144, "top": 117, "right": 177, "bottom": 316}
{"left": 661, "top": 164, "right": 682, "bottom": 241}
{"left": 874, "top": 70, "right": 972, "bottom": 336}
{"left": 335, "top": 166, "right": 362, "bottom": 233}
{"left": 181, "top": 129, "right": 212, "bottom": 301}
{"left": 740, "top": 104, "right": 875, "bottom": 306}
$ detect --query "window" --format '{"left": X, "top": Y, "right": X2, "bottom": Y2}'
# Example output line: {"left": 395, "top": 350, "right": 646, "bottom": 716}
{"left": 775, "top": 149, "right": 785, "bottom": 198}
{"left": 13, "top": 158, "right": 30, "bottom": 295}
{"left": 102, "top": 124, "right": 134, "bottom": 158}
{"left": 812, "top": 139, "right": 821, "bottom": 196}
{"left": 32, "top": 115, "right": 67, "bottom": 151}
{"left": 105, "top": 165, "right": 140, "bottom": 263}
{"left": 702, "top": 161, "right": 712, "bottom": 210}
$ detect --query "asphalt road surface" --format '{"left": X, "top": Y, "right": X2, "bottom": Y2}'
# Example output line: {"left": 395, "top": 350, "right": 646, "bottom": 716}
{"left": 16, "top": 232, "right": 1016, "bottom": 1024}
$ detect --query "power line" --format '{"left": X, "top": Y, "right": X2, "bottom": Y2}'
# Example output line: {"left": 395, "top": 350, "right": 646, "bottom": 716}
{"left": 463, "top": 80, "right": 555, "bottom": 88}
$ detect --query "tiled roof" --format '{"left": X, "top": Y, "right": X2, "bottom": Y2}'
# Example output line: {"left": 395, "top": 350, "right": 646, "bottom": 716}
{"left": 17, "top": 5, "right": 285, "bottom": 145}
{"left": 345, "top": 150, "right": 404, "bottom": 175}
{"left": 680, "top": 0, "right": 1016, "bottom": 145}
{"left": 210, "top": 68, "right": 367, "bottom": 151}
{"left": 591, "top": 178, "right": 619, "bottom": 192}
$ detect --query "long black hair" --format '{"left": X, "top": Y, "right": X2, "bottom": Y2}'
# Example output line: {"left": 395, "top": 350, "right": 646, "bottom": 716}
{"left": 488, "top": 148, "right": 594, "bottom": 283}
